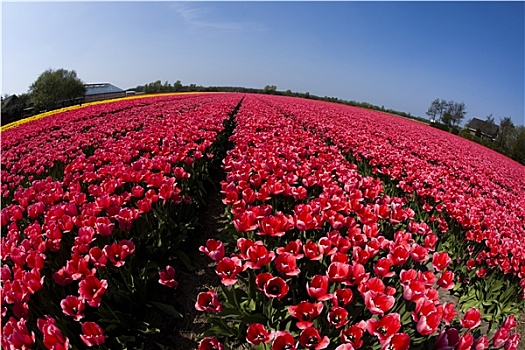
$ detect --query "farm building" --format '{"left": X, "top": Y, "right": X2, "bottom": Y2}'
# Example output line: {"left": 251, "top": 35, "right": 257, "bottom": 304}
{"left": 1, "top": 94, "right": 19, "bottom": 124}
{"left": 465, "top": 118, "right": 499, "bottom": 141}
{"left": 84, "top": 83, "right": 126, "bottom": 103}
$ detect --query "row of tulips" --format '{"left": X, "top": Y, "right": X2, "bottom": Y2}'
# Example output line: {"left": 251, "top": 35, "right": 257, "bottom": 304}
{"left": 1, "top": 93, "right": 244, "bottom": 348}
{"left": 196, "top": 94, "right": 520, "bottom": 349}
{"left": 263, "top": 95, "right": 525, "bottom": 325}
{"left": 266, "top": 95, "right": 525, "bottom": 279}
{"left": 1, "top": 92, "right": 522, "bottom": 349}
{"left": 1, "top": 93, "right": 229, "bottom": 193}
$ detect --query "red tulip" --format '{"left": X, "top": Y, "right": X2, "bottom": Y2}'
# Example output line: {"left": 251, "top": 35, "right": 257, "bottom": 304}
{"left": 402, "top": 280, "right": 426, "bottom": 302}
{"left": 274, "top": 252, "right": 300, "bottom": 277}
{"left": 88, "top": 246, "right": 107, "bottom": 268}
{"left": 367, "top": 313, "right": 401, "bottom": 343}
{"left": 307, "top": 275, "right": 331, "bottom": 301}
{"left": 52, "top": 267, "right": 74, "bottom": 287}
{"left": 94, "top": 217, "right": 115, "bottom": 237}
{"left": 424, "top": 234, "right": 438, "bottom": 251}
{"left": 198, "top": 337, "right": 224, "bottom": 350}
{"left": 416, "top": 312, "right": 441, "bottom": 336}
{"left": 457, "top": 333, "right": 474, "bottom": 350}
{"left": 331, "top": 288, "right": 354, "bottom": 308}
{"left": 492, "top": 327, "right": 509, "bottom": 348}
{"left": 340, "top": 324, "right": 365, "bottom": 348}
{"left": 335, "top": 344, "right": 355, "bottom": 350}
{"left": 78, "top": 275, "right": 108, "bottom": 307}
{"left": 258, "top": 212, "right": 294, "bottom": 237}
{"left": 346, "top": 262, "right": 370, "bottom": 286}
{"left": 264, "top": 276, "right": 290, "bottom": 299}
{"left": 382, "top": 333, "right": 410, "bottom": 350}
{"left": 245, "top": 243, "right": 275, "bottom": 270}
{"left": 460, "top": 308, "right": 481, "bottom": 329}
{"left": 328, "top": 307, "right": 349, "bottom": 329}
{"left": 255, "top": 272, "right": 274, "bottom": 291}
{"left": 233, "top": 211, "right": 258, "bottom": 233}
{"left": 65, "top": 253, "right": 95, "bottom": 281}
{"left": 276, "top": 239, "right": 304, "bottom": 259}
{"left": 502, "top": 314, "right": 517, "bottom": 331}
{"left": 327, "top": 262, "right": 349, "bottom": 283}
{"left": 373, "top": 257, "right": 395, "bottom": 278}
{"left": 12, "top": 301, "right": 29, "bottom": 319}
{"left": 215, "top": 256, "right": 243, "bottom": 286}
{"left": 272, "top": 331, "right": 296, "bottom": 350}
{"left": 294, "top": 204, "right": 321, "bottom": 231}
{"left": 158, "top": 265, "right": 178, "bottom": 288}
{"left": 410, "top": 244, "right": 429, "bottom": 263}
{"left": 288, "top": 301, "right": 324, "bottom": 329}
{"left": 437, "top": 270, "right": 455, "bottom": 290}
{"left": 37, "top": 316, "right": 69, "bottom": 350}
{"left": 1, "top": 317, "right": 35, "bottom": 349}
{"left": 474, "top": 335, "right": 489, "bottom": 350}
{"left": 504, "top": 334, "right": 519, "bottom": 350}
{"left": 131, "top": 185, "right": 145, "bottom": 198}
{"left": 60, "top": 295, "right": 85, "bottom": 321}
{"left": 80, "top": 322, "right": 106, "bottom": 347}
{"left": 199, "top": 239, "right": 225, "bottom": 262}
{"left": 432, "top": 251, "right": 452, "bottom": 271}
{"left": 195, "top": 290, "right": 222, "bottom": 313}
{"left": 236, "top": 238, "right": 256, "bottom": 260}
{"left": 389, "top": 244, "right": 410, "bottom": 266}
{"left": 115, "top": 207, "right": 139, "bottom": 232}
{"left": 363, "top": 291, "right": 395, "bottom": 316}
{"left": 304, "top": 240, "right": 324, "bottom": 260}
{"left": 27, "top": 202, "right": 45, "bottom": 219}
{"left": 298, "top": 327, "right": 329, "bottom": 349}
{"left": 246, "top": 323, "right": 274, "bottom": 345}
{"left": 442, "top": 302, "right": 457, "bottom": 325}
{"left": 103, "top": 239, "right": 135, "bottom": 267}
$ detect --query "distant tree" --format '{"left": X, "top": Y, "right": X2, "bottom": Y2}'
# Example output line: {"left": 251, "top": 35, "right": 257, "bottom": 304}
{"left": 426, "top": 98, "right": 440, "bottom": 121}
{"left": 426, "top": 98, "right": 451, "bottom": 122}
{"left": 512, "top": 125, "right": 525, "bottom": 163}
{"left": 446, "top": 101, "right": 467, "bottom": 126}
{"left": 153, "top": 80, "right": 163, "bottom": 92}
{"left": 29, "top": 68, "right": 86, "bottom": 111}
{"left": 441, "top": 111, "right": 453, "bottom": 126}
{"left": 497, "top": 117, "right": 515, "bottom": 152}
{"left": 173, "top": 80, "right": 183, "bottom": 92}
{"left": 163, "top": 81, "right": 172, "bottom": 92}
{"left": 263, "top": 85, "right": 277, "bottom": 94}
{"left": 486, "top": 113, "right": 495, "bottom": 125}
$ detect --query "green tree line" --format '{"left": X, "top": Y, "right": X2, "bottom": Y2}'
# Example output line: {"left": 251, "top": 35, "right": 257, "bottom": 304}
{"left": 3, "top": 69, "right": 523, "bottom": 165}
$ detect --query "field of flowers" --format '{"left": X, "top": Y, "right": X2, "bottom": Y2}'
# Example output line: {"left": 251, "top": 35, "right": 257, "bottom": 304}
{"left": 1, "top": 92, "right": 524, "bottom": 349}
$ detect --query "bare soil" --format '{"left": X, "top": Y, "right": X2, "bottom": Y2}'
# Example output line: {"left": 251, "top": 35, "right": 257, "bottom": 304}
{"left": 518, "top": 313, "right": 525, "bottom": 350}
{"left": 144, "top": 186, "right": 225, "bottom": 350}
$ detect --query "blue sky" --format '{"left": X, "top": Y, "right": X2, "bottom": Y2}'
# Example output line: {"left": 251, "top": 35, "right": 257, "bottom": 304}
{"left": 2, "top": 1, "right": 524, "bottom": 126}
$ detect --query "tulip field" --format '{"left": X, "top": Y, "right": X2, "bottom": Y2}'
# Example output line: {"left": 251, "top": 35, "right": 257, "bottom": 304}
{"left": 1, "top": 92, "right": 524, "bottom": 349}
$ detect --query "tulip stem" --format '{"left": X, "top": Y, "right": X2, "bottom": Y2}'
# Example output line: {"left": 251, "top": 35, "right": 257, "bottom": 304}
{"left": 232, "top": 286, "right": 240, "bottom": 308}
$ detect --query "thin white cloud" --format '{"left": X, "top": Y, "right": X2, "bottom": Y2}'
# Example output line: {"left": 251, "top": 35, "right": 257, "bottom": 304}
{"left": 169, "top": 2, "right": 266, "bottom": 32}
